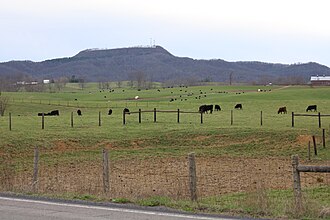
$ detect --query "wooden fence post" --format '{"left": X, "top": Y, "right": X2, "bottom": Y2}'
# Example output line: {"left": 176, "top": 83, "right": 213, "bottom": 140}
{"left": 318, "top": 112, "right": 321, "bottom": 128}
{"left": 41, "top": 113, "right": 45, "bottom": 130}
{"left": 102, "top": 149, "right": 110, "bottom": 194}
{"left": 308, "top": 141, "right": 311, "bottom": 161}
{"left": 123, "top": 110, "right": 126, "bottom": 125}
{"left": 9, "top": 112, "right": 12, "bottom": 131}
{"left": 260, "top": 111, "right": 263, "bottom": 126}
{"left": 139, "top": 109, "right": 141, "bottom": 123}
{"left": 312, "top": 135, "right": 317, "bottom": 156}
{"left": 322, "top": 129, "right": 325, "bottom": 148}
{"left": 291, "top": 155, "right": 302, "bottom": 214}
{"left": 292, "top": 112, "right": 294, "bottom": 127}
{"left": 99, "top": 111, "right": 101, "bottom": 127}
{"left": 32, "top": 147, "right": 39, "bottom": 192}
{"left": 154, "top": 108, "right": 157, "bottom": 123}
{"left": 177, "top": 109, "right": 180, "bottom": 123}
{"left": 188, "top": 152, "right": 197, "bottom": 201}
{"left": 71, "top": 112, "right": 74, "bottom": 128}
{"left": 231, "top": 110, "right": 233, "bottom": 125}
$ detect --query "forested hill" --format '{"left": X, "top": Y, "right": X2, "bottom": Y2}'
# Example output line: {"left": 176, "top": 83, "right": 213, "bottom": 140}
{"left": 1, "top": 46, "right": 330, "bottom": 84}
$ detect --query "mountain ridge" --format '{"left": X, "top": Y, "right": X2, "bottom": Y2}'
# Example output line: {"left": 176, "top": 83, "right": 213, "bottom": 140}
{"left": 1, "top": 46, "right": 329, "bottom": 84}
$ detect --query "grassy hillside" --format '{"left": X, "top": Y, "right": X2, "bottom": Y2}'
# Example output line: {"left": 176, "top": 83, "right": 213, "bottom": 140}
{"left": 0, "top": 83, "right": 329, "bottom": 219}
{"left": 1, "top": 84, "right": 330, "bottom": 158}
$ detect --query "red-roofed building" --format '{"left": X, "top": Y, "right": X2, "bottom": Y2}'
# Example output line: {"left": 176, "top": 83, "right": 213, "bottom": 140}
{"left": 310, "top": 75, "right": 330, "bottom": 86}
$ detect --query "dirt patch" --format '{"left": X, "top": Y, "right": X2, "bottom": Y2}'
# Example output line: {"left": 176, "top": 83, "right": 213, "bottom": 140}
{"left": 296, "top": 135, "right": 312, "bottom": 145}
{"left": 130, "top": 140, "right": 145, "bottom": 148}
{"left": 52, "top": 140, "right": 83, "bottom": 153}
{"left": 192, "top": 135, "right": 211, "bottom": 141}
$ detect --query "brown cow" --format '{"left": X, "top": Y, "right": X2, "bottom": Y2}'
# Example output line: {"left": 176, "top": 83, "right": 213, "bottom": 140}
{"left": 278, "top": 106, "right": 287, "bottom": 114}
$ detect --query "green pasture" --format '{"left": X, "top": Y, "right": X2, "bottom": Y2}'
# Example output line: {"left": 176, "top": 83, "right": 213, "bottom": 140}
{"left": 0, "top": 84, "right": 330, "bottom": 161}
{"left": 1, "top": 83, "right": 329, "bottom": 219}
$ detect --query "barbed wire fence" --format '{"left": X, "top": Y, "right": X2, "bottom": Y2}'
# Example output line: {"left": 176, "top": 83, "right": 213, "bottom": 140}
{"left": 1, "top": 148, "right": 328, "bottom": 207}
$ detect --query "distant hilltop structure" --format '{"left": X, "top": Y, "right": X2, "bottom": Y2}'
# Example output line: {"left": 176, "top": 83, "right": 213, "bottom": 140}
{"left": 310, "top": 75, "right": 330, "bottom": 86}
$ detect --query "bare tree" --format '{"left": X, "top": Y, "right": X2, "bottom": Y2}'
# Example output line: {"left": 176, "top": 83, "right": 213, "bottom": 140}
{"left": 54, "top": 77, "right": 68, "bottom": 91}
{"left": 79, "top": 78, "right": 85, "bottom": 90}
{"left": 135, "top": 71, "right": 146, "bottom": 89}
{"left": 0, "top": 72, "right": 26, "bottom": 92}
{"left": 105, "top": 81, "right": 110, "bottom": 89}
{"left": 99, "top": 81, "right": 111, "bottom": 89}
{"left": 25, "top": 84, "right": 45, "bottom": 92}
{"left": 229, "top": 71, "right": 233, "bottom": 85}
{"left": 0, "top": 96, "right": 9, "bottom": 116}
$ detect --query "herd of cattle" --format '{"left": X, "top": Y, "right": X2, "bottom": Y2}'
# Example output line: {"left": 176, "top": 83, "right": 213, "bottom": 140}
{"left": 199, "top": 103, "right": 242, "bottom": 113}
{"left": 198, "top": 104, "right": 317, "bottom": 114}
{"left": 37, "top": 104, "right": 318, "bottom": 117}
{"left": 38, "top": 109, "right": 114, "bottom": 116}
{"left": 277, "top": 105, "right": 317, "bottom": 114}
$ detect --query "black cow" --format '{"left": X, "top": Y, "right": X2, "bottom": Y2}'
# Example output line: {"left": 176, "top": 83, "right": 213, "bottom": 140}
{"left": 199, "top": 105, "right": 206, "bottom": 113}
{"left": 215, "top": 105, "right": 221, "bottom": 111}
{"left": 50, "top": 110, "right": 59, "bottom": 116}
{"left": 108, "top": 109, "right": 112, "bottom": 115}
{"left": 37, "top": 110, "right": 59, "bottom": 116}
{"left": 123, "top": 108, "right": 130, "bottom": 114}
{"left": 77, "top": 109, "right": 82, "bottom": 116}
{"left": 306, "top": 105, "right": 317, "bottom": 112}
{"left": 199, "top": 105, "right": 213, "bottom": 114}
{"left": 234, "top": 104, "right": 242, "bottom": 109}
{"left": 278, "top": 106, "right": 287, "bottom": 114}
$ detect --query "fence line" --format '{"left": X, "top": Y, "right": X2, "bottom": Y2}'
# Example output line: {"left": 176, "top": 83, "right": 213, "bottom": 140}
{"left": 123, "top": 108, "right": 203, "bottom": 125}
{"left": 292, "top": 112, "right": 330, "bottom": 128}
{"left": 8, "top": 98, "right": 179, "bottom": 109}
{"left": 291, "top": 155, "right": 330, "bottom": 213}
{"left": 1, "top": 149, "right": 329, "bottom": 202}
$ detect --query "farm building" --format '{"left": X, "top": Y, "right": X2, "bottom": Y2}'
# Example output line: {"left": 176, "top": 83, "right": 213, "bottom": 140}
{"left": 310, "top": 75, "right": 330, "bottom": 86}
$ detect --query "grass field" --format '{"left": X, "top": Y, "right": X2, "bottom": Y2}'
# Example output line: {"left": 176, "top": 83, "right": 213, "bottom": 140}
{"left": 0, "top": 83, "right": 329, "bottom": 219}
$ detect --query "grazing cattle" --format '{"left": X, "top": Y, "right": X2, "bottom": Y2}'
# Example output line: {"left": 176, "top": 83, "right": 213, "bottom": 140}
{"left": 215, "top": 105, "right": 221, "bottom": 111}
{"left": 38, "top": 110, "right": 59, "bottom": 116}
{"left": 306, "top": 105, "right": 317, "bottom": 112}
{"left": 77, "top": 109, "right": 82, "bottom": 116}
{"left": 234, "top": 104, "right": 242, "bottom": 109}
{"left": 108, "top": 109, "right": 112, "bottom": 115}
{"left": 49, "top": 110, "right": 59, "bottom": 116}
{"left": 199, "top": 105, "right": 213, "bottom": 114}
{"left": 277, "top": 107, "right": 287, "bottom": 114}
{"left": 123, "top": 108, "right": 130, "bottom": 114}
{"left": 199, "top": 105, "right": 205, "bottom": 113}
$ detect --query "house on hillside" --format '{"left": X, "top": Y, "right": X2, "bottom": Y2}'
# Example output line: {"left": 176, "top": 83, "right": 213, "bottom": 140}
{"left": 310, "top": 75, "right": 330, "bottom": 86}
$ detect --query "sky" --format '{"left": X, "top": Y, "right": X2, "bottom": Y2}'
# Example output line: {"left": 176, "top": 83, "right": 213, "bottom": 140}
{"left": 1, "top": 0, "right": 330, "bottom": 66}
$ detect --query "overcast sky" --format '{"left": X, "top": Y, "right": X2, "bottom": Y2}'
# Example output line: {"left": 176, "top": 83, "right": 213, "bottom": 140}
{"left": 1, "top": 0, "right": 330, "bottom": 66}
